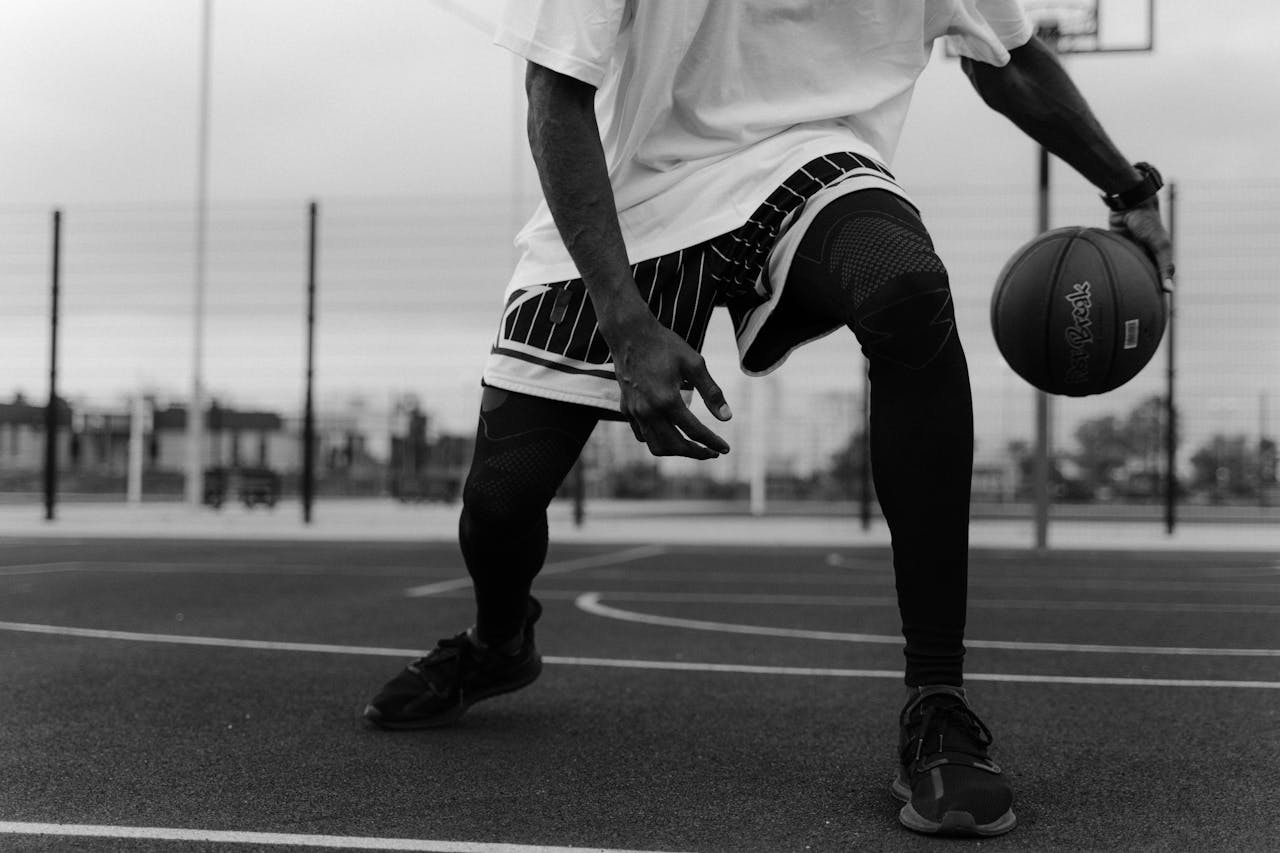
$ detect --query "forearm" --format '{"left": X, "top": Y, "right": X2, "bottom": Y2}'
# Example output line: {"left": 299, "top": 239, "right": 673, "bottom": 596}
{"left": 525, "top": 62, "right": 650, "bottom": 338}
{"left": 962, "top": 37, "right": 1141, "bottom": 194}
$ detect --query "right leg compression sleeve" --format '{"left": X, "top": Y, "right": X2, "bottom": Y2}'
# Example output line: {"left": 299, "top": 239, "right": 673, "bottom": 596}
{"left": 786, "top": 190, "right": 975, "bottom": 688}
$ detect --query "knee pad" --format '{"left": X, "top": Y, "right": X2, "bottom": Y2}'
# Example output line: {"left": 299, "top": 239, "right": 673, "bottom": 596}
{"left": 854, "top": 270, "right": 957, "bottom": 371}
{"left": 799, "top": 192, "right": 956, "bottom": 370}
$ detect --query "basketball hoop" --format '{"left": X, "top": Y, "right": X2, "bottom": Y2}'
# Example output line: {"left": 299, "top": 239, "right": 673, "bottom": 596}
{"left": 941, "top": 0, "right": 1153, "bottom": 58}
{"left": 1024, "top": 0, "right": 1098, "bottom": 52}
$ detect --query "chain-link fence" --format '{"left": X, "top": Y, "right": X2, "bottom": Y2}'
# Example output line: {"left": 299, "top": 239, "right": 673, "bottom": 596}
{"left": 1, "top": 176, "right": 1276, "bottom": 518}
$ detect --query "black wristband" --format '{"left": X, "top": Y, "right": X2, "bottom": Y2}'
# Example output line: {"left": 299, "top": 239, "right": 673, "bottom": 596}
{"left": 1102, "top": 162, "right": 1163, "bottom": 212}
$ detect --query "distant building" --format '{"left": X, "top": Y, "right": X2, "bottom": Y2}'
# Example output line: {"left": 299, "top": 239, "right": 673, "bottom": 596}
{"left": 151, "top": 404, "right": 286, "bottom": 472}
{"left": 0, "top": 395, "right": 71, "bottom": 471}
{"left": 0, "top": 395, "right": 286, "bottom": 477}
{"left": 387, "top": 406, "right": 471, "bottom": 501}
{"left": 972, "top": 463, "right": 1015, "bottom": 502}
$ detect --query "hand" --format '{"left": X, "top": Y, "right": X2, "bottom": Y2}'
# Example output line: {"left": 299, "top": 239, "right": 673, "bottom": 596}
{"left": 609, "top": 319, "right": 732, "bottom": 460}
{"left": 1109, "top": 200, "right": 1175, "bottom": 293}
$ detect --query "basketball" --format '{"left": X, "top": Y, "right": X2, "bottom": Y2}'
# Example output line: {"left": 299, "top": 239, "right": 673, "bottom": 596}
{"left": 990, "top": 226, "right": 1166, "bottom": 397}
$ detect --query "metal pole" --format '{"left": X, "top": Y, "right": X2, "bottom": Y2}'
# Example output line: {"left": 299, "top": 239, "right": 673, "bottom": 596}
{"left": 748, "top": 378, "right": 767, "bottom": 516}
{"left": 860, "top": 362, "right": 872, "bottom": 530}
{"left": 187, "top": 0, "right": 213, "bottom": 507}
{"left": 302, "top": 201, "right": 318, "bottom": 524}
{"left": 1259, "top": 391, "right": 1268, "bottom": 509}
{"left": 44, "top": 209, "right": 62, "bottom": 522}
{"left": 511, "top": 57, "right": 526, "bottom": 270}
{"left": 127, "top": 395, "right": 145, "bottom": 505}
{"left": 1033, "top": 145, "right": 1053, "bottom": 551}
{"left": 1164, "top": 181, "right": 1178, "bottom": 533}
{"left": 572, "top": 459, "right": 585, "bottom": 527}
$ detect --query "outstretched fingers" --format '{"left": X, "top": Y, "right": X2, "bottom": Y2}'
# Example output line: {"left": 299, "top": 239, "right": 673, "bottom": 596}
{"left": 629, "top": 397, "right": 726, "bottom": 459}
{"left": 688, "top": 355, "right": 734, "bottom": 425}
{"left": 671, "top": 403, "right": 730, "bottom": 457}
{"left": 671, "top": 353, "right": 731, "bottom": 456}
{"left": 615, "top": 327, "right": 733, "bottom": 459}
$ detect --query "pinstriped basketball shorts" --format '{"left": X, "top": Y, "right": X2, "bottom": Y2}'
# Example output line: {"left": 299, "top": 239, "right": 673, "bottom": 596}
{"left": 481, "top": 152, "right": 909, "bottom": 418}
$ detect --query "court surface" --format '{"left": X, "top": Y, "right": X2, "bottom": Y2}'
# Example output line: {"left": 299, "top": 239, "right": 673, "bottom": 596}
{"left": 2, "top": 536, "right": 1278, "bottom": 852}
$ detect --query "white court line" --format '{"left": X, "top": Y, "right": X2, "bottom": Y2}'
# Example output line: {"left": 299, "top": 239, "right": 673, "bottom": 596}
{"left": 535, "top": 590, "right": 1280, "bottom": 615}
{"left": 1, "top": 620, "right": 1278, "bottom": 689}
{"left": 0, "top": 562, "right": 419, "bottom": 578}
{"left": 0, "top": 620, "right": 422, "bottom": 657}
{"left": 0, "top": 822, "right": 687, "bottom": 852}
{"left": 0, "top": 561, "right": 84, "bottom": 576}
{"left": 583, "top": 569, "right": 1280, "bottom": 594}
{"left": 575, "top": 593, "right": 1280, "bottom": 658}
{"left": 404, "top": 544, "right": 666, "bottom": 597}
{"left": 549, "top": 656, "right": 1280, "bottom": 689}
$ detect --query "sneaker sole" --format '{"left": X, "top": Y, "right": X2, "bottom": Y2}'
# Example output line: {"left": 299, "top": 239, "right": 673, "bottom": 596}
{"left": 363, "top": 657, "right": 542, "bottom": 731}
{"left": 891, "top": 774, "right": 1017, "bottom": 837}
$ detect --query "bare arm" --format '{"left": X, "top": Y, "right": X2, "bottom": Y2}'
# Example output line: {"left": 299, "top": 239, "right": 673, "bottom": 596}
{"left": 962, "top": 37, "right": 1175, "bottom": 284}
{"left": 524, "top": 63, "right": 649, "bottom": 338}
{"left": 524, "top": 62, "right": 732, "bottom": 457}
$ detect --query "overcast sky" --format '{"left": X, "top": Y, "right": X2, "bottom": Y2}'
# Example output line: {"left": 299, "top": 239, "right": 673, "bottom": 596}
{"left": 3, "top": 1, "right": 1279, "bottom": 204}
{"left": 1, "top": 1, "right": 1277, "bottom": 452}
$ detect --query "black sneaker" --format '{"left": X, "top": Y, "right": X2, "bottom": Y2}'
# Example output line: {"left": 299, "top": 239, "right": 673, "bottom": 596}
{"left": 363, "top": 597, "right": 543, "bottom": 729}
{"left": 891, "top": 685, "right": 1016, "bottom": 837}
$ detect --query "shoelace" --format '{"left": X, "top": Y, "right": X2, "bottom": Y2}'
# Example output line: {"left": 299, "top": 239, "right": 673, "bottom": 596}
{"left": 408, "top": 633, "right": 472, "bottom": 673}
{"left": 902, "top": 698, "right": 994, "bottom": 766}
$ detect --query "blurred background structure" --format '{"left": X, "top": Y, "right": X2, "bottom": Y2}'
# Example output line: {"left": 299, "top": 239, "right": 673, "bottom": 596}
{"left": 0, "top": 0, "right": 1276, "bottom": 532}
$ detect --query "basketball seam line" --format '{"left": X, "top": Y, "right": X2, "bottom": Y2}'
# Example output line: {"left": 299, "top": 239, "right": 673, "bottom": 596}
{"left": 1044, "top": 228, "right": 1080, "bottom": 387}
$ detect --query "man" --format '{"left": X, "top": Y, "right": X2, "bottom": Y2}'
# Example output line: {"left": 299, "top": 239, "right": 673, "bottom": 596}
{"left": 366, "top": 0, "right": 1174, "bottom": 838}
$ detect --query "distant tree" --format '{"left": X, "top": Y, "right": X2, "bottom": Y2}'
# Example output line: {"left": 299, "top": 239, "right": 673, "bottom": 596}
{"left": 1071, "top": 395, "right": 1170, "bottom": 492}
{"left": 609, "top": 461, "right": 664, "bottom": 499}
{"left": 1261, "top": 438, "right": 1278, "bottom": 486}
{"left": 1005, "top": 438, "right": 1093, "bottom": 501}
{"left": 827, "top": 428, "right": 869, "bottom": 499}
{"left": 1189, "top": 434, "right": 1261, "bottom": 501}
{"left": 1005, "top": 440, "right": 1034, "bottom": 497}
{"left": 1122, "top": 395, "right": 1167, "bottom": 474}
{"left": 1072, "top": 415, "right": 1129, "bottom": 486}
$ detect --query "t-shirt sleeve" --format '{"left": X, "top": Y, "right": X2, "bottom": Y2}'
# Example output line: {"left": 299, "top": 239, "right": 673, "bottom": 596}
{"left": 493, "top": 0, "right": 629, "bottom": 88}
{"left": 942, "top": 0, "right": 1034, "bottom": 66}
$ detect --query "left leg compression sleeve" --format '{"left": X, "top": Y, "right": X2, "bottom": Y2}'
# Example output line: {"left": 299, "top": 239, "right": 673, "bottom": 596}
{"left": 459, "top": 388, "right": 598, "bottom": 645}
{"left": 787, "top": 190, "right": 974, "bottom": 687}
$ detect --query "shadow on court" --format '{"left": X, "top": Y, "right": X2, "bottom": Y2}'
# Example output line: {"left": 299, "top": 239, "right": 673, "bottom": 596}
{"left": 1, "top": 538, "right": 1277, "bottom": 852}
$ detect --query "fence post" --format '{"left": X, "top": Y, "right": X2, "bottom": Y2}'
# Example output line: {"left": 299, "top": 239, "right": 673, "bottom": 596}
{"left": 302, "top": 201, "right": 318, "bottom": 524}
{"left": 44, "top": 209, "right": 62, "bottom": 522}
{"left": 572, "top": 459, "right": 585, "bottom": 527}
{"left": 1032, "top": 145, "right": 1053, "bottom": 551}
{"left": 1164, "top": 181, "right": 1178, "bottom": 534}
{"left": 128, "top": 396, "right": 146, "bottom": 505}
{"left": 859, "top": 362, "right": 872, "bottom": 530}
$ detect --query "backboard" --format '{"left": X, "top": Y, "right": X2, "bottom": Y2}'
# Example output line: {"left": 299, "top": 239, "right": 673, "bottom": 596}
{"left": 1028, "top": 0, "right": 1154, "bottom": 54}
{"left": 946, "top": 0, "right": 1154, "bottom": 57}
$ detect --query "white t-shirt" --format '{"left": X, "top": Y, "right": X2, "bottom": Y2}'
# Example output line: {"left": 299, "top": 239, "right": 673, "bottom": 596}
{"left": 495, "top": 0, "right": 1032, "bottom": 290}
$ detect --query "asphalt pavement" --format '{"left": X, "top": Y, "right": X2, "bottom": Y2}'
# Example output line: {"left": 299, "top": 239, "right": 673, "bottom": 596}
{"left": 1, "top": 537, "right": 1277, "bottom": 852}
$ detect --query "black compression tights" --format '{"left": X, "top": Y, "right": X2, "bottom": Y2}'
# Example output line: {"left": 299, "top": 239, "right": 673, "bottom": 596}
{"left": 788, "top": 189, "right": 974, "bottom": 687}
{"left": 458, "top": 388, "right": 597, "bottom": 645}
{"left": 458, "top": 190, "right": 971, "bottom": 685}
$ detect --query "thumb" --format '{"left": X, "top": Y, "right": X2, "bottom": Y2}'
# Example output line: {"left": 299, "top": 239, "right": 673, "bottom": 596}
{"left": 688, "top": 357, "right": 732, "bottom": 421}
